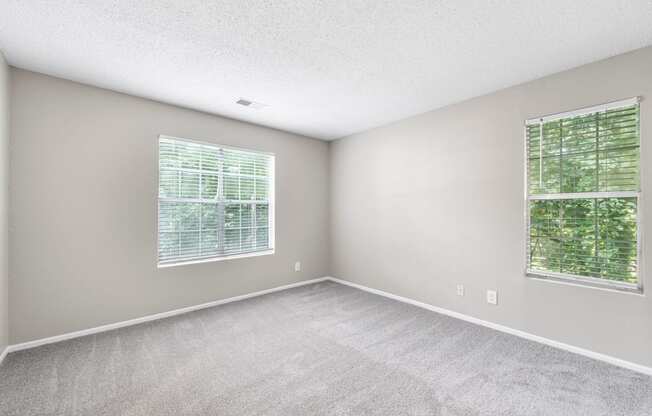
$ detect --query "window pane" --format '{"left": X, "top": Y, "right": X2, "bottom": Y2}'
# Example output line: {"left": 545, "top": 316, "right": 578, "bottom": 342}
{"left": 158, "top": 137, "right": 273, "bottom": 264}
{"left": 530, "top": 235, "right": 562, "bottom": 273}
{"left": 202, "top": 204, "right": 218, "bottom": 229}
{"left": 599, "top": 147, "right": 639, "bottom": 192}
{"left": 240, "top": 177, "right": 254, "bottom": 200}
{"left": 240, "top": 155, "right": 255, "bottom": 176}
{"left": 541, "top": 155, "right": 561, "bottom": 193}
{"left": 158, "top": 231, "right": 179, "bottom": 260}
{"left": 159, "top": 169, "right": 179, "bottom": 198}
{"left": 241, "top": 204, "right": 253, "bottom": 228}
{"left": 180, "top": 171, "right": 200, "bottom": 199}
{"left": 224, "top": 229, "right": 240, "bottom": 253}
{"left": 529, "top": 198, "right": 638, "bottom": 284}
{"left": 201, "top": 232, "right": 218, "bottom": 256}
{"left": 256, "top": 227, "right": 269, "bottom": 248}
{"left": 254, "top": 155, "right": 269, "bottom": 176}
{"left": 530, "top": 200, "right": 560, "bottom": 238}
{"left": 255, "top": 205, "right": 268, "bottom": 227}
{"left": 179, "top": 231, "right": 200, "bottom": 258}
{"left": 225, "top": 204, "right": 240, "bottom": 228}
{"left": 255, "top": 178, "right": 268, "bottom": 201}
{"left": 201, "top": 174, "right": 218, "bottom": 199}
{"left": 223, "top": 151, "right": 240, "bottom": 175}
{"left": 526, "top": 103, "right": 639, "bottom": 286}
{"left": 224, "top": 176, "right": 239, "bottom": 200}
{"left": 599, "top": 107, "right": 639, "bottom": 149}
{"left": 158, "top": 201, "right": 201, "bottom": 232}
{"left": 529, "top": 200, "right": 561, "bottom": 274}
{"left": 241, "top": 228, "right": 254, "bottom": 250}
{"left": 540, "top": 121, "right": 562, "bottom": 194}
{"left": 201, "top": 146, "right": 220, "bottom": 171}
{"left": 158, "top": 201, "right": 179, "bottom": 232}
{"left": 560, "top": 199, "right": 595, "bottom": 277}
{"left": 597, "top": 198, "right": 638, "bottom": 283}
{"left": 561, "top": 151, "right": 596, "bottom": 193}
{"left": 177, "top": 142, "right": 201, "bottom": 170}
{"left": 527, "top": 104, "right": 639, "bottom": 195}
{"left": 178, "top": 203, "right": 200, "bottom": 231}
{"left": 159, "top": 140, "right": 178, "bottom": 168}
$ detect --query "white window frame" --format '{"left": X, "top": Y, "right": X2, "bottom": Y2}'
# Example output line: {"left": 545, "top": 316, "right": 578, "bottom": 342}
{"left": 524, "top": 97, "right": 644, "bottom": 293}
{"left": 157, "top": 135, "right": 275, "bottom": 268}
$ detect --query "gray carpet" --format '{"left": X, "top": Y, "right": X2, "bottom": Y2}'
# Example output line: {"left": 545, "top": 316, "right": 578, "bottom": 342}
{"left": 1, "top": 281, "right": 651, "bottom": 416}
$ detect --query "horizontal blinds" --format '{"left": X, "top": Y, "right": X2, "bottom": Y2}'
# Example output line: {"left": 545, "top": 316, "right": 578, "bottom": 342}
{"left": 529, "top": 197, "right": 638, "bottom": 284}
{"left": 527, "top": 104, "right": 639, "bottom": 194}
{"left": 525, "top": 97, "right": 639, "bottom": 125}
{"left": 526, "top": 102, "right": 640, "bottom": 286}
{"left": 158, "top": 137, "right": 273, "bottom": 265}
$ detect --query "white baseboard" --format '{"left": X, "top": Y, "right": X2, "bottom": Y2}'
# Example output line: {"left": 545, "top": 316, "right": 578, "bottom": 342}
{"left": 326, "top": 277, "right": 652, "bottom": 376}
{"left": 5, "top": 275, "right": 651, "bottom": 377}
{"left": 6, "top": 277, "right": 329, "bottom": 355}
{"left": 0, "top": 345, "right": 8, "bottom": 366}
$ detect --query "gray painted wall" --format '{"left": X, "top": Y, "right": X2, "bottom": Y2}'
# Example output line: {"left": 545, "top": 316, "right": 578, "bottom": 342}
{"left": 9, "top": 69, "right": 330, "bottom": 344}
{"left": 0, "top": 53, "right": 9, "bottom": 353}
{"left": 330, "top": 46, "right": 652, "bottom": 367}
{"left": 7, "top": 47, "right": 652, "bottom": 369}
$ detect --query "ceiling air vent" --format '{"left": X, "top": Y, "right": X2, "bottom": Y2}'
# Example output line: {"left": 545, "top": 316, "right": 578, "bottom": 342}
{"left": 236, "top": 98, "right": 267, "bottom": 109}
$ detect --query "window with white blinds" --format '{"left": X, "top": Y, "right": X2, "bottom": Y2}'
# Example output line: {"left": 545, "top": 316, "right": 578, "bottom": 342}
{"left": 525, "top": 98, "right": 641, "bottom": 290}
{"left": 158, "top": 136, "right": 274, "bottom": 266}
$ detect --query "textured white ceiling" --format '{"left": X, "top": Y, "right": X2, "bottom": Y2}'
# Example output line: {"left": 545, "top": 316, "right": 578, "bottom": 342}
{"left": 1, "top": 1, "right": 652, "bottom": 140}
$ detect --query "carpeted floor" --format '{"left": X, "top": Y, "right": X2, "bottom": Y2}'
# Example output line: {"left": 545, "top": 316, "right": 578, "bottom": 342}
{"left": 1, "top": 281, "right": 651, "bottom": 416}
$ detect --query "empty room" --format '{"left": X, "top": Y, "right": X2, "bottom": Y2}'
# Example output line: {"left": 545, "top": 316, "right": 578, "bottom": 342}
{"left": 1, "top": 1, "right": 652, "bottom": 415}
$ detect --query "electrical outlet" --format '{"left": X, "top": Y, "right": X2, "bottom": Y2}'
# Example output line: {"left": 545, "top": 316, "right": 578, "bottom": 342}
{"left": 294, "top": 261, "right": 301, "bottom": 272}
{"left": 456, "top": 284, "right": 465, "bottom": 296}
{"left": 486, "top": 290, "right": 497, "bottom": 305}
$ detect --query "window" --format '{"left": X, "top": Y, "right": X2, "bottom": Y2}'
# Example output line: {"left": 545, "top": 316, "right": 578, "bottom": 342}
{"left": 158, "top": 136, "right": 274, "bottom": 266}
{"left": 525, "top": 98, "right": 641, "bottom": 291}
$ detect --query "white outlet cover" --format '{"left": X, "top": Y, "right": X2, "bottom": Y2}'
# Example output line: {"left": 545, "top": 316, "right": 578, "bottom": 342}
{"left": 487, "top": 290, "right": 498, "bottom": 305}
{"left": 456, "top": 285, "right": 464, "bottom": 296}
{"left": 294, "top": 261, "right": 301, "bottom": 272}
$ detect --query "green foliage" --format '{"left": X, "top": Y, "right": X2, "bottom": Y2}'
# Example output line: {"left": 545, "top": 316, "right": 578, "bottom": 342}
{"left": 529, "top": 198, "right": 637, "bottom": 283}
{"left": 158, "top": 138, "right": 272, "bottom": 262}
{"left": 527, "top": 106, "right": 639, "bottom": 194}
{"left": 527, "top": 105, "right": 639, "bottom": 284}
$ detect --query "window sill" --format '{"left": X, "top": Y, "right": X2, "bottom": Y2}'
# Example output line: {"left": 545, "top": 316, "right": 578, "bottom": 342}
{"left": 526, "top": 271, "right": 643, "bottom": 296}
{"left": 158, "top": 249, "right": 275, "bottom": 269}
